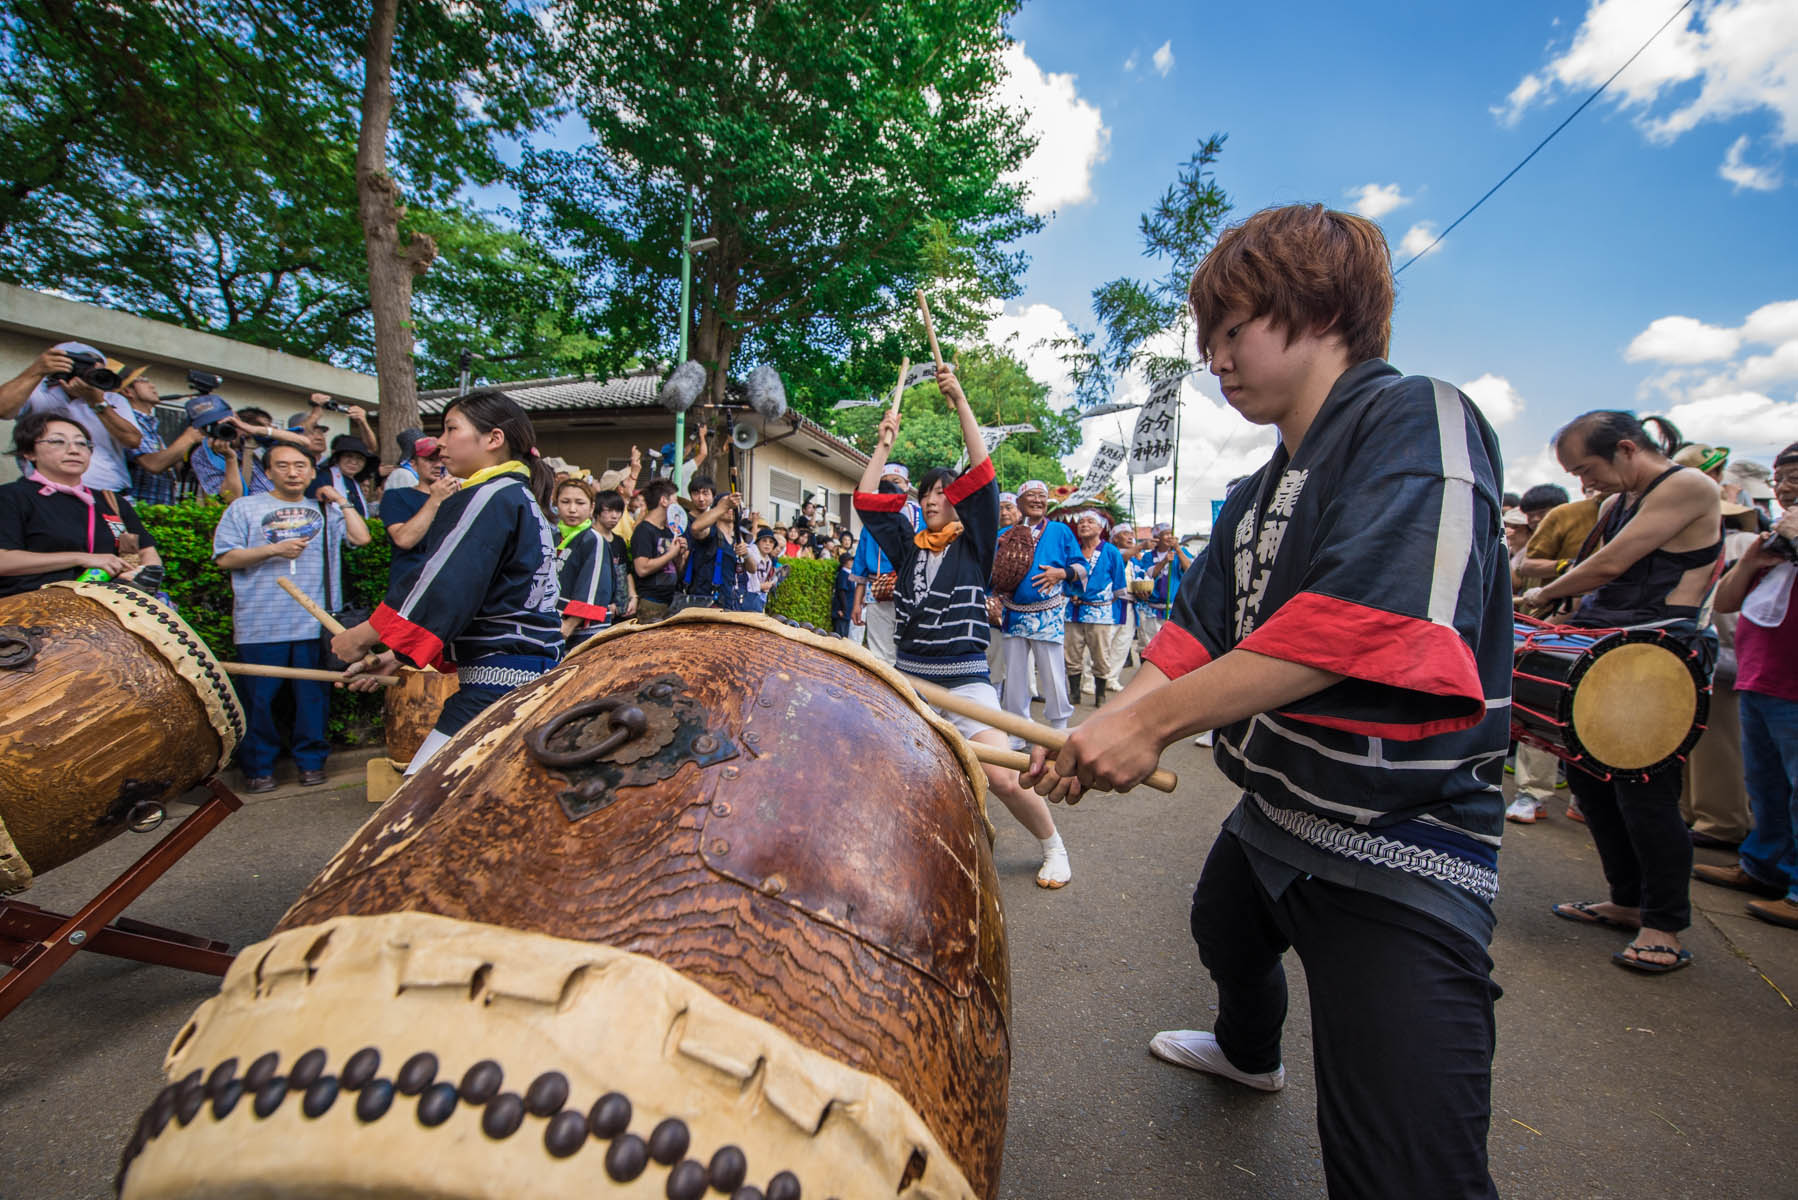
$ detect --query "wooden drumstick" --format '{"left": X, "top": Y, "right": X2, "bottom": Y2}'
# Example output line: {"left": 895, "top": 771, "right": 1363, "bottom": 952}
{"left": 915, "top": 288, "right": 945, "bottom": 372}
{"left": 907, "top": 677, "right": 1178, "bottom": 794}
{"left": 222, "top": 662, "right": 398, "bottom": 687}
{"left": 887, "top": 356, "right": 910, "bottom": 420}
{"left": 277, "top": 575, "right": 346, "bottom": 634}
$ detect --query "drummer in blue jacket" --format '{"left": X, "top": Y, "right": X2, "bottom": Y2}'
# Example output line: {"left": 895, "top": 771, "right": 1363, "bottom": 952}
{"left": 1065, "top": 508, "right": 1129, "bottom": 706}
{"left": 998, "top": 480, "right": 1087, "bottom": 733}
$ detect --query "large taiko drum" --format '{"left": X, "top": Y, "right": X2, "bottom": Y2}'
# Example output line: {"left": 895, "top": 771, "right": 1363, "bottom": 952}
{"left": 119, "top": 610, "right": 1008, "bottom": 1200}
{"left": 1512, "top": 617, "right": 1711, "bottom": 781}
{"left": 0, "top": 581, "right": 244, "bottom": 894}
{"left": 382, "top": 667, "right": 459, "bottom": 769}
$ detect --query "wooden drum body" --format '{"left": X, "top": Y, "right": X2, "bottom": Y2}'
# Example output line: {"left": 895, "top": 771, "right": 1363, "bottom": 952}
{"left": 1512, "top": 620, "right": 1711, "bottom": 781}
{"left": 121, "top": 611, "right": 1009, "bottom": 1200}
{"left": 0, "top": 582, "right": 243, "bottom": 894}
{"left": 382, "top": 668, "right": 459, "bottom": 768}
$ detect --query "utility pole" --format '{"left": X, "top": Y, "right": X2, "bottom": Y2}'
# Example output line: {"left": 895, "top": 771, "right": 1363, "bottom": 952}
{"left": 675, "top": 191, "right": 693, "bottom": 493}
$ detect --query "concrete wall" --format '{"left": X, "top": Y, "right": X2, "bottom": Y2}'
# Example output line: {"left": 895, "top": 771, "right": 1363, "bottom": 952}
{"left": 0, "top": 283, "right": 377, "bottom": 484}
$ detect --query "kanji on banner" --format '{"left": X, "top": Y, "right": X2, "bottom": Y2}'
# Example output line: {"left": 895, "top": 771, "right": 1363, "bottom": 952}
{"left": 1128, "top": 374, "right": 1183, "bottom": 475}
{"left": 1064, "top": 440, "right": 1127, "bottom": 506}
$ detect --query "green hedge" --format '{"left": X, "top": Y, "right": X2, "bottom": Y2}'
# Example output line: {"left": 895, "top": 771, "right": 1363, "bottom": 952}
{"left": 137, "top": 499, "right": 392, "bottom": 746}
{"left": 765, "top": 556, "right": 837, "bottom": 629}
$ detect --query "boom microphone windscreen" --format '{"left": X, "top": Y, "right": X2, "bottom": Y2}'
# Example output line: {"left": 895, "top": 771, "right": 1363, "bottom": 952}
{"left": 659, "top": 360, "right": 706, "bottom": 414}
{"left": 745, "top": 365, "right": 788, "bottom": 421}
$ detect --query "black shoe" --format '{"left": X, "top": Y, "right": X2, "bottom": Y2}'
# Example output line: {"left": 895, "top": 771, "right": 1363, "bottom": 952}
{"left": 1094, "top": 679, "right": 1108, "bottom": 705}
{"left": 1690, "top": 829, "right": 1743, "bottom": 851}
{"left": 298, "top": 768, "right": 328, "bottom": 787}
{"left": 244, "top": 775, "right": 277, "bottom": 794}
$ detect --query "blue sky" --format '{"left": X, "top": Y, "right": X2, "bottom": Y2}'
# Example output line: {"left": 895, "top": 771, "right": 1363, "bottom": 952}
{"left": 485, "top": 0, "right": 1795, "bottom": 528}
{"left": 987, "top": 0, "right": 1797, "bottom": 526}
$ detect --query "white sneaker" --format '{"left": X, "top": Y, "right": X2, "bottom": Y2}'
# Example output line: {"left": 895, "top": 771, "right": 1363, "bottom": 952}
{"left": 1149, "top": 1030, "right": 1285, "bottom": 1092}
{"left": 1193, "top": 730, "right": 1214, "bottom": 747}
{"left": 1504, "top": 796, "right": 1540, "bottom": 824}
{"left": 1036, "top": 842, "right": 1071, "bottom": 889}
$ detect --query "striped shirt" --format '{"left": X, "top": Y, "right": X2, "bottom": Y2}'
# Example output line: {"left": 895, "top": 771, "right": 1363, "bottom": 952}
{"left": 1144, "top": 361, "right": 1512, "bottom": 945}
{"left": 855, "top": 458, "right": 1000, "bottom": 687}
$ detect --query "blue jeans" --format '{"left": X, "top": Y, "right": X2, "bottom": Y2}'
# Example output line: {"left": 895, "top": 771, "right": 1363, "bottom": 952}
{"left": 235, "top": 639, "right": 330, "bottom": 776}
{"left": 1737, "top": 689, "right": 1798, "bottom": 902}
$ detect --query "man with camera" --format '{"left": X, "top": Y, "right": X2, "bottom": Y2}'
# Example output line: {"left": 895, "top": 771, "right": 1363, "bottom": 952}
{"left": 0, "top": 342, "right": 142, "bottom": 493}
{"left": 118, "top": 368, "right": 203, "bottom": 505}
{"left": 289, "top": 393, "right": 377, "bottom": 467}
{"left": 213, "top": 442, "right": 371, "bottom": 792}
{"left": 185, "top": 391, "right": 309, "bottom": 503}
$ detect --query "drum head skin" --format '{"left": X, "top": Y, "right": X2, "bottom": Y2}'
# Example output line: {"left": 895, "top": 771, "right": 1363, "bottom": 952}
{"left": 1571, "top": 641, "right": 1698, "bottom": 771}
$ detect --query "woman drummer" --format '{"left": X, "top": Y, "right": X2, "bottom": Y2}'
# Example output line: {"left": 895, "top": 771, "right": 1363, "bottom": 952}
{"left": 853, "top": 366, "right": 1072, "bottom": 888}
{"left": 333, "top": 390, "right": 563, "bottom": 772}
{"left": 0, "top": 411, "right": 164, "bottom": 597}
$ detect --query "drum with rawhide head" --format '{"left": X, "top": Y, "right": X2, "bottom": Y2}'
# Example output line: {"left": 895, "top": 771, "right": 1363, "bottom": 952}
{"left": 382, "top": 667, "right": 459, "bottom": 769}
{"left": 1512, "top": 616, "right": 1711, "bottom": 782}
{"left": 0, "top": 581, "right": 243, "bottom": 895}
{"left": 120, "top": 610, "right": 1009, "bottom": 1200}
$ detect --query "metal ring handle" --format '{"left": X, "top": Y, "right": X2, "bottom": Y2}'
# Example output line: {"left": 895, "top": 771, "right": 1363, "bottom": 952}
{"left": 0, "top": 629, "right": 38, "bottom": 670}
{"left": 127, "top": 802, "right": 166, "bottom": 833}
{"left": 526, "top": 697, "right": 649, "bottom": 768}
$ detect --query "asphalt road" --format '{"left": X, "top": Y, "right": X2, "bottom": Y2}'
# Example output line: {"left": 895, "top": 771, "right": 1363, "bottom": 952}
{"left": 2, "top": 712, "right": 1794, "bottom": 1199}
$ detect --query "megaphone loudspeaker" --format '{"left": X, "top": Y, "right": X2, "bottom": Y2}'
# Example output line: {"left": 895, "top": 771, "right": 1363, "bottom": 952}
{"left": 731, "top": 423, "right": 761, "bottom": 451}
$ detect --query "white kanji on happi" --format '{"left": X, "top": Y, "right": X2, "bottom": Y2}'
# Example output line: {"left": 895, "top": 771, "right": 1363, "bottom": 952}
{"left": 1269, "top": 469, "right": 1309, "bottom": 518}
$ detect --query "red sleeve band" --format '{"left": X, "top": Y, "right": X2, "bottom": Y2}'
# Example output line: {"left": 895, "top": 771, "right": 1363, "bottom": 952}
{"left": 563, "top": 600, "right": 608, "bottom": 622}
{"left": 1238, "top": 590, "right": 1486, "bottom": 741}
{"left": 1144, "top": 621, "right": 1213, "bottom": 680}
{"left": 371, "top": 602, "right": 451, "bottom": 674}
{"left": 854, "top": 491, "right": 908, "bottom": 512}
{"left": 945, "top": 456, "right": 996, "bottom": 505}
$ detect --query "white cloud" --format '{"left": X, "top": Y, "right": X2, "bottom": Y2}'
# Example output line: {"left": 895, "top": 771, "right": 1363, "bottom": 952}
{"left": 1720, "top": 133, "right": 1785, "bottom": 190}
{"left": 1629, "top": 298, "right": 1798, "bottom": 456}
{"left": 1123, "top": 51, "right": 1139, "bottom": 73}
{"left": 1460, "top": 373, "right": 1526, "bottom": 426}
{"left": 999, "top": 43, "right": 1111, "bottom": 216}
{"left": 986, "top": 300, "right": 1082, "bottom": 407}
{"left": 1398, "top": 222, "right": 1440, "bottom": 260}
{"left": 1152, "top": 41, "right": 1175, "bottom": 77}
{"left": 1344, "top": 182, "right": 1412, "bottom": 220}
{"left": 1505, "top": 441, "right": 1584, "bottom": 500}
{"left": 1665, "top": 391, "right": 1798, "bottom": 448}
{"left": 1625, "top": 315, "right": 1743, "bottom": 363}
{"left": 1496, "top": 0, "right": 1798, "bottom": 151}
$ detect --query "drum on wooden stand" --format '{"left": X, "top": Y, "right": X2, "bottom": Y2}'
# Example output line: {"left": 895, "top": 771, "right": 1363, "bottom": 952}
{"left": 120, "top": 610, "right": 1009, "bottom": 1200}
{"left": 382, "top": 668, "right": 459, "bottom": 769}
{"left": 1512, "top": 615, "right": 1711, "bottom": 782}
{"left": 0, "top": 581, "right": 244, "bottom": 894}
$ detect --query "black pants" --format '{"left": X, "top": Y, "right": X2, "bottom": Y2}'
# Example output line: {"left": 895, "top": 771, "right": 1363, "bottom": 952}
{"left": 1565, "top": 765, "right": 1691, "bottom": 931}
{"left": 1190, "top": 832, "right": 1501, "bottom": 1200}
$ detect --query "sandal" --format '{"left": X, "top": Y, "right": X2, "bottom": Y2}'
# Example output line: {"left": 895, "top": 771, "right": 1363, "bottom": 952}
{"left": 1612, "top": 942, "right": 1692, "bottom": 974}
{"left": 1551, "top": 900, "right": 1639, "bottom": 931}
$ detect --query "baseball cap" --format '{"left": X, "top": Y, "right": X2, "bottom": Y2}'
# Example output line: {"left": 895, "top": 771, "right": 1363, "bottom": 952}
{"left": 413, "top": 436, "right": 441, "bottom": 458}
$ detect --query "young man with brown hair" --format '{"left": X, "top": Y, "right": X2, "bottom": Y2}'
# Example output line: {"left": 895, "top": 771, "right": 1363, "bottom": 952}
{"left": 1025, "top": 204, "right": 1511, "bottom": 1198}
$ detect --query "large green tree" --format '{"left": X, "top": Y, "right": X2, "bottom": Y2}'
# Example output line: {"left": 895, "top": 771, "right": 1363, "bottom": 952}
{"left": 520, "top": 0, "right": 1041, "bottom": 421}
{"left": 1056, "top": 135, "right": 1232, "bottom": 407}
{"left": 828, "top": 344, "right": 1078, "bottom": 489}
{"left": 0, "top": 1, "right": 587, "bottom": 406}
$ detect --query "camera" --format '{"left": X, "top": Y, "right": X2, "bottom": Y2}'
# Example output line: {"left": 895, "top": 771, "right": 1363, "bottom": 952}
{"left": 185, "top": 393, "right": 237, "bottom": 441}
{"left": 187, "top": 369, "right": 222, "bottom": 395}
{"left": 1767, "top": 534, "right": 1798, "bottom": 565}
{"left": 318, "top": 398, "right": 350, "bottom": 414}
{"left": 46, "top": 349, "right": 122, "bottom": 391}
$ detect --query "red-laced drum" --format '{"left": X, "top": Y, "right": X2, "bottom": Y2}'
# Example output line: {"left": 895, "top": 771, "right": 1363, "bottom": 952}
{"left": 1512, "top": 616, "right": 1710, "bottom": 781}
{"left": 120, "top": 610, "right": 1008, "bottom": 1200}
{"left": 0, "top": 581, "right": 244, "bottom": 894}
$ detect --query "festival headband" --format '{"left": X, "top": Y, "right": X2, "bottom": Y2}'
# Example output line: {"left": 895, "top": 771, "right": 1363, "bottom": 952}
{"left": 1017, "top": 480, "right": 1048, "bottom": 497}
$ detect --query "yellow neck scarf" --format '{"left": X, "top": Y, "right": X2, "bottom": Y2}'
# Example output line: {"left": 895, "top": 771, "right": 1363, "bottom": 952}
{"left": 914, "top": 522, "right": 963, "bottom": 553}
{"left": 462, "top": 460, "right": 527, "bottom": 487}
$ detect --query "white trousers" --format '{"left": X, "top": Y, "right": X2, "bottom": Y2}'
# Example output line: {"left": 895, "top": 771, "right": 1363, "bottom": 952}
{"left": 986, "top": 628, "right": 1007, "bottom": 692}
{"left": 863, "top": 600, "right": 898, "bottom": 665}
{"left": 1104, "top": 622, "right": 1135, "bottom": 684}
{"left": 1002, "top": 635, "right": 1072, "bottom": 731}
{"left": 1514, "top": 742, "right": 1559, "bottom": 803}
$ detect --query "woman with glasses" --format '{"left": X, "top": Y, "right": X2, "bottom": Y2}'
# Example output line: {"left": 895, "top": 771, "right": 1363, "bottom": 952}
{"left": 0, "top": 412, "right": 162, "bottom": 598}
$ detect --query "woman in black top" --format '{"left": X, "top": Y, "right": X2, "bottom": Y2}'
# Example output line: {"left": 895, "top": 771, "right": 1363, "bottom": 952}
{"left": 853, "top": 364, "right": 1072, "bottom": 888}
{"left": 0, "top": 412, "right": 162, "bottom": 598}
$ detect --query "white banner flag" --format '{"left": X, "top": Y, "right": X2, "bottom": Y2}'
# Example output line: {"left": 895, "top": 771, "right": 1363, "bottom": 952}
{"left": 1064, "top": 440, "right": 1127, "bottom": 506}
{"left": 957, "top": 423, "right": 1037, "bottom": 469}
{"left": 1128, "top": 375, "right": 1183, "bottom": 475}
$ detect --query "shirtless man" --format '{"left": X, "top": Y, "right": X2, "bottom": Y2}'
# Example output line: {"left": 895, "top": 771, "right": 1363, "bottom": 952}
{"left": 1525, "top": 412, "right": 1723, "bottom": 974}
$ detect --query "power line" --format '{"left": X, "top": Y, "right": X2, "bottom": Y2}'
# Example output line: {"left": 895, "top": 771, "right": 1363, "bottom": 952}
{"left": 1394, "top": 0, "right": 1697, "bottom": 275}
